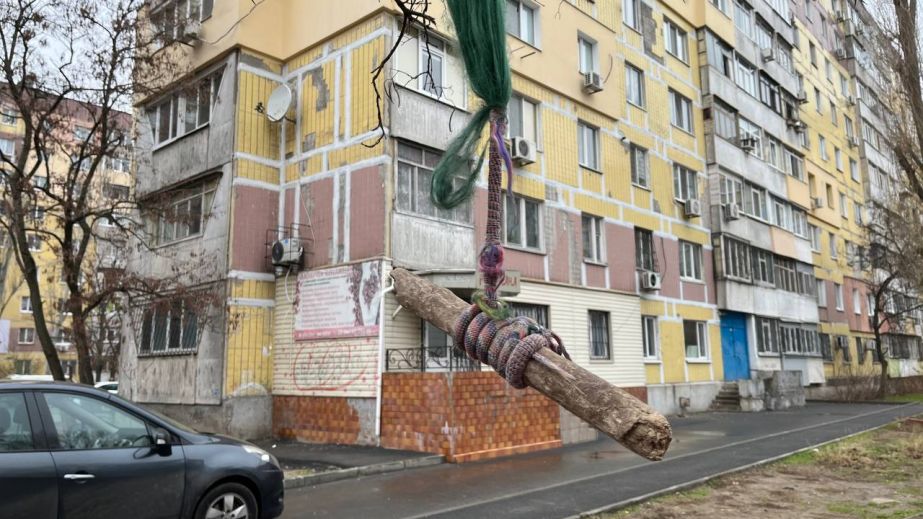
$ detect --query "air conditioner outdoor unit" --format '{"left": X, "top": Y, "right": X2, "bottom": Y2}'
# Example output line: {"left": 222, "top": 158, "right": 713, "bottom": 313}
{"left": 792, "top": 120, "right": 807, "bottom": 133}
{"left": 511, "top": 136, "right": 537, "bottom": 165}
{"left": 271, "top": 238, "right": 303, "bottom": 266}
{"left": 786, "top": 116, "right": 802, "bottom": 127}
{"left": 761, "top": 47, "right": 775, "bottom": 63}
{"left": 847, "top": 95, "right": 856, "bottom": 106}
{"left": 684, "top": 198, "right": 702, "bottom": 218}
{"left": 640, "top": 271, "right": 662, "bottom": 291}
{"left": 835, "top": 48, "right": 846, "bottom": 59}
{"left": 740, "top": 136, "right": 757, "bottom": 152}
{"left": 848, "top": 136, "right": 858, "bottom": 148}
{"left": 812, "top": 197, "right": 824, "bottom": 209}
{"left": 180, "top": 21, "right": 201, "bottom": 45}
{"left": 583, "top": 72, "right": 603, "bottom": 94}
{"left": 725, "top": 203, "right": 741, "bottom": 221}
{"left": 796, "top": 90, "right": 808, "bottom": 104}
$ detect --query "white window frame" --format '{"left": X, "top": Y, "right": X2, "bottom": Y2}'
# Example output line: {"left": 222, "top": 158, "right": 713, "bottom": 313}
{"left": 578, "top": 35, "right": 597, "bottom": 74}
{"left": 148, "top": 69, "right": 222, "bottom": 148}
{"left": 817, "top": 279, "right": 828, "bottom": 307}
{"left": 419, "top": 35, "right": 447, "bottom": 98}
{"left": 684, "top": 320, "right": 709, "bottom": 361}
{"left": 138, "top": 298, "right": 200, "bottom": 355}
{"left": 623, "top": 0, "right": 641, "bottom": 30}
{"left": 505, "top": 0, "right": 538, "bottom": 46}
{"left": 504, "top": 194, "right": 543, "bottom": 250}
{"left": 642, "top": 315, "right": 659, "bottom": 360}
{"left": 626, "top": 62, "right": 646, "bottom": 108}
{"left": 664, "top": 18, "right": 689, "bottom": 63}
{"left": 18, "top": 328, "right": 35, "bottom": 344}
{"left": 582, "top": 214, "right": 604, "bottom": 263}
{"left": 630, "top": 144, "right": 649, "bottom": 188}
{"left": 577, "top": 121, "right": 599, "bottom": 170}
{"left": 507, "top": 93, "right": 539, "bottom": 143}
{"left": 679, "top": 240, "right": 703, "bottom": 281}
{"left": 853, "top": 288, "right": 861, "bottom": 315}
{"left": 396, "top": 142, "right": 471, "bottom": 224}
{"left": 835, "top": 282, "right": 844, "bottom": 311}
{"left": 673, "top": 164, "right": 698, "bottom": 202}
{"left": 156, "top": 183, "right": 216, "bottom": 246}
{"left": 20, "top": 296, "right": 32, "bottom": 313}
{"left": 588, "top": 310, "right": 611, "bottom": 360}
{"left": 810, "top": 224, "right": 821, "bottom": 251}
{"left": 669, "top": 89, "right": 694, "bottom": 133}
{"left": 829, "top": 232, "right": 838, "bottom": 258}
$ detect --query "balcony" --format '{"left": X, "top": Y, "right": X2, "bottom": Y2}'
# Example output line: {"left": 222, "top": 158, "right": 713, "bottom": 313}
{"left": 385, "top": 345, "right": 480, "bottom": 373}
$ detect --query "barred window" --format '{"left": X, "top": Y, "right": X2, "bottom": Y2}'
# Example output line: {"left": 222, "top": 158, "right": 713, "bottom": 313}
{"left": 724, "top": 237, "right": 751, "bottom": 281}
{"left": 588, "top": 310, "right": 610, "bottom": 360}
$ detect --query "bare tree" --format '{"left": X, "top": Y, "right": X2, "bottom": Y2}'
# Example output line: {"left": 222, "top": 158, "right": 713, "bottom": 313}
{"left": 0, "top": 0, "right": 218, "bottom": 384}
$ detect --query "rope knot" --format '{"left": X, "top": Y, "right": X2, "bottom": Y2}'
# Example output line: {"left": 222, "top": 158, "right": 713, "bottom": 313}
{"left": 454, "top": 304, "right": 570, "bottom": 389}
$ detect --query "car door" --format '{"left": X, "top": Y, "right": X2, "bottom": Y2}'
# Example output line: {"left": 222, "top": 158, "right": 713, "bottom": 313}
{"left": 0, "top": 391, "right": 57, "bottom": 519}
{"left": 37, "top": 391, "right": 186, "bottom": 519}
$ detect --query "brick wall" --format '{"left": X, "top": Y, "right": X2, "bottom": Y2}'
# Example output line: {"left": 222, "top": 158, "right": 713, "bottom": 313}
{"left": 380, "top": 372, "right": 562, "bottom": 462}
{"left": 273, "top": 395, "right": 365, "bottom": 444}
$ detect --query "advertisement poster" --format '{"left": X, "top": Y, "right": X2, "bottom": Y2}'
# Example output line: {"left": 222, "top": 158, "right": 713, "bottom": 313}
{"left": 294, "top": 261, "right": 383, "bottom": 340}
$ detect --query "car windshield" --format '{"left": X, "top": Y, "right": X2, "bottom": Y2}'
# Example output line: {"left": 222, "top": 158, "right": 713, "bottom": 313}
{"left": 108, "top": 394, "right": 199, "bottom": 434}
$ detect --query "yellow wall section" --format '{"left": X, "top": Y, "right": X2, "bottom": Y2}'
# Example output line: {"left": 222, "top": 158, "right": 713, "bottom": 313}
{"left": 237, "top": 71, "right": 281, "bottom": 159}
{"left": 225, "top": 305, "right": 274, "bottom": 396}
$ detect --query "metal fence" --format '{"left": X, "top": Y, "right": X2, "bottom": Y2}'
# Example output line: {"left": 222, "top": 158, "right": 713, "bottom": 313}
{"left": 385, "top": 345, "right": 480, "bottom": 372}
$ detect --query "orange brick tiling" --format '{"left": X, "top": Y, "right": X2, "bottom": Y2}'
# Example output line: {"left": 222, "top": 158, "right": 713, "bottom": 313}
{"left": 273, "top": 395, "right": 360, "bottom": 444}
{"left": 380, "top": 372, "right": 562, "bottom": 463}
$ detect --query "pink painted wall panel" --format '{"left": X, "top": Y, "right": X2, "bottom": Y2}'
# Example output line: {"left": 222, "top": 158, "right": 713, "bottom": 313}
{"left": 585, "top": 263, "right": 606, "bottom": 289}
{"left": 703, "top": 250, "right": 715, "bottom": 304}
{"left": 844, "top": 276, "right": 871, "bottom": 332}
{"left": 283, "top": 188, "right": 295, "bottom": 228}
{"left": 682, "top": 281, "right": 706, "bottom": 303}
{"left": 300, "top": 177, "right": 334, "bottom": 268}
{"left": 349, "top": 166, "right": 386, "bottom": 260}
{"left": 505, "top": 248, "right": 545, "bottom": 280}
{"left": 656, "top": 237, "right": 681, "bottom": 299}
{"left": 230, "top": 186, "right": 279, "bottom": 272}
{"left": 606, "top": 222, "right": 636, "bottom": 292}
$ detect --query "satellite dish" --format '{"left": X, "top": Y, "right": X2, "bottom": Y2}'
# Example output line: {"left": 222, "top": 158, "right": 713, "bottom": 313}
{"left": 265, "top": 84, "right": 293, "bottom": 123}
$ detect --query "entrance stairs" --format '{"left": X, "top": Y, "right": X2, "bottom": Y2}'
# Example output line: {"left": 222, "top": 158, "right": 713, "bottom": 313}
{"left": 710, "top": 381, "right": 741, "bottom": 411}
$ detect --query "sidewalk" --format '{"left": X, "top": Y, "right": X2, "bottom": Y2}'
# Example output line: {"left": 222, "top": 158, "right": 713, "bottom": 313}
{"left": 252, "top": 439, "right": 444, "bottom": 488}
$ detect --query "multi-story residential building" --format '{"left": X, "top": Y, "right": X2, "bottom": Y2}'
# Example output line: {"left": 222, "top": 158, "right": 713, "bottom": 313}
{"left": 0, "top": 97, "right": 132, "bottom": 378}
{"left": 122, "top": 0, "right": 726, "bottom": 452}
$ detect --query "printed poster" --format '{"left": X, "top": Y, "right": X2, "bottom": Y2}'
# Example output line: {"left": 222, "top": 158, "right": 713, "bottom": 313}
{"left": 294, "top": 261, "right": 383, "bottom": 340}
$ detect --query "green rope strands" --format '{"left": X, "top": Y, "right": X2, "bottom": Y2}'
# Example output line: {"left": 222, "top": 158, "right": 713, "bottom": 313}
{"left": 430, "top": 0, "right": 512, "bottom": 209}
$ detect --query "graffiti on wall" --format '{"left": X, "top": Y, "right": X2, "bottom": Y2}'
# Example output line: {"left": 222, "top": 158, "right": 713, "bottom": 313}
{"left": 294, "top": 260, "right": 382, "bottom": 340}
{"left": 290, "top": 337, "right": 379, "bottom": 393}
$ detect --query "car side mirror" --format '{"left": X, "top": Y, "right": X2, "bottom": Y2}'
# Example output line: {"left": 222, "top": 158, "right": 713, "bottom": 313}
{"left": 152, "top": 429, "right": 172, "bottom": 456}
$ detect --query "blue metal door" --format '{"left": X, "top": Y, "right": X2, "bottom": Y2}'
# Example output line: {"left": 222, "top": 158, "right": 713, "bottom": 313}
{"left": 721, "top": 313, "right": 750, "bottom": 381}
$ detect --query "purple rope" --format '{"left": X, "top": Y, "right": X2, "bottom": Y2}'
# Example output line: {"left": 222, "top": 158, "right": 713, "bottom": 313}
{"left": 454, "top": 304, "right": 570, "bottom": 389}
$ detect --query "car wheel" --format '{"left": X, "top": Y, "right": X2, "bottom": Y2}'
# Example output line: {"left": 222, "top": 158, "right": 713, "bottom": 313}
{"left": 194, "top": 482, "right": 258, "bottom": 519}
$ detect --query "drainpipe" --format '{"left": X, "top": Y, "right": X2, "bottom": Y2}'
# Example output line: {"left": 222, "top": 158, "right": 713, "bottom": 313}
{"left": 375, "top": 276, "right": 394, "bottom": 444}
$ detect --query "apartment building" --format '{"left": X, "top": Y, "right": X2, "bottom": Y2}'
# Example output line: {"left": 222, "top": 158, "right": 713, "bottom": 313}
{"left": 0, "top": 98, "right": 131, "bottom": 378}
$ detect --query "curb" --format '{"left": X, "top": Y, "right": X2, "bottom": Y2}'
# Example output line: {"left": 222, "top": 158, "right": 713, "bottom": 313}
{"left": 283, "top": 455, "right": 445, "bottom": 489}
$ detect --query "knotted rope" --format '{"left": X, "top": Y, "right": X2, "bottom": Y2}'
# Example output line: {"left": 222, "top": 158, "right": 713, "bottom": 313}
{"left": 454, "top": 304, "right": 570, "bottom": 389}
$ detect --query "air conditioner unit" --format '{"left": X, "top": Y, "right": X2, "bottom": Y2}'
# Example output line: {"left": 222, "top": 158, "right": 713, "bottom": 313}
{"left": 180, "top": 21, "right": 201, "bottom": 45}
{"left": 847, "top": 136, "right": 858, "bottom": 148}
{"left": 725, "top": 203, "right": 741, "bottom": 221}
{"left": 786, "top": 116, "right": 802, "bottom": 128}
{"left": 812, "top": 197, "right": 824, "bottom": 209}
{"left": 511, "top": 136, "right": 537, "bottom": 165}
{"left": 640, "top": 271, "right": 662, "bottom": 291}
{"left": 761, "top": 47, "right": 775, "bottom": 63}
{"left": 739, "top": 136, "right": 757, "bottom": 152}
{"left": 271, "top": 238, "right": 303, "bottom": 266}
{"left": 847, "top": 95, "right": 856, "bottom": 106}
{"left": 684, "top": 198, "right": 702, "bottom": 218}
{"left": 583, "top": 72, "right": 603, "bottom": 94}
{"left": 796, "top": 90, "right": 808, "bottom": 104}
{"left": 836, "top": 11, "right": 847, "bottom": 22}
{"left": 791, "top": 120, "right": 807, "bottom": 133}
{"left": 835, "top": 48, "right": 846, "bottom": 59}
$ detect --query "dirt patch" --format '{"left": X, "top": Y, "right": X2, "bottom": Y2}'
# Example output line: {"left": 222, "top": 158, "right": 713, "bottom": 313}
{"left": 599, "top": 422, "right": 923, "bottom": 519}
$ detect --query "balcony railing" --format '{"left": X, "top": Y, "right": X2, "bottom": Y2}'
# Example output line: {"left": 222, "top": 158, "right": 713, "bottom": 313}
{"left": 385, "top": 345, "right": 480, "bottom": 373}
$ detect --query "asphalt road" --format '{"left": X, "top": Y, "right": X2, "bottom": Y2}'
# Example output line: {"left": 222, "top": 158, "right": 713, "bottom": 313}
{"left": 280, "top": 402, "right": 923, "bottom": 519}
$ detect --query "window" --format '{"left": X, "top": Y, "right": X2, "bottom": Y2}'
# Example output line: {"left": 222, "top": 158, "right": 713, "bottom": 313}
{"left": 397, "top": 142, "right": 470, "bottom": 223}
{"left": 850, "top": 159, "right": 859, "bottom": 181}
{"left": 139, "top": 298, "right": 199, "bottom": 354}
{"left": 108, "top": 153, "right": 131, "bottom": 173}
{"left": 669, "top": 90, "right": 693, "bottom": 132}
{"left": 0, "top": 107, "right": 16, "bottom": 125}
{"left": 834, "top": 283, "right": 844, "bottom": 310}
{"left": 714, "top": 101, "right": 737, "bottom": 140}
{"left": 792, "top": 208, "right": 807, "bottom": 237}
{"left": 757, "top": 317, "right": 779, "bottom": 353}
{"left": 752, "top": 248, "right": 775, "bottom": 284}
{"left": 826, "top": 183, "right": 834, "bottom": 208}
{"left": 746, "top": 184, "right": 767, "bottom": 220}
{"left": 0, "top": 138, "right": 15, "bottom": 160}
{"left": 834, "top": 148, "right": 843, "bottom": 171}
{"left": 854, "top": 202, "right": 863, "bottom": 225}
{"left": 774, "top": 257, "right": 798, "bottom": 292}
{"left": 819, "top": 135, "right": 828, "bottom": 160}
{"left": 507, "top": 94, "right": 538, "bottom": 142}
{"left": 0, "top": 394, "right": 33, "bottom": 451}
{"left": 673, "top": 165, "right": 698, "bottom": 201}
{"left": 626, "top": 63, "right": 645, "bottom": 108}
{"left": 853, "top": 288, "right": 861, "bottom": 315}
{"left": 577, "top": 122, "right": 599, "bottom": 170}
{"left": 759, "top": 74, "right": 781, "bottom": 113}
{"left": 735, "top": 56, "right": 758, "bottom": 96}
{"left": 509, "top": 303, "right": 548, "bottom": 328}
{"left": 395, "top": 28, "right": 465, "bottom": 107}
{"left": 829, "top": 232, "right": 838, "bottom": 258}
{"left": 641, "top": 315, "right": 660, "bottom": 360}
{"left": 588, "top": 311, "right": 611, "bottom": 360}
{"left": 810, "top": 224, "right": 821, "bottom": 251}
{"left": 735, "top": 1, "right": 754, "bottom": 38}
{"left": 755, "top": 18, "right": 772, "bottom": 49}
{"left": 738, "top": 117, "right": 761, "bottom": 156}
{"left": 582, "top": 214, "right": 604, "bottom": 262}
{"left": 837, "top": 335, "right": 851, "bottom": 362}
{"left": 772, "top": 197, "right": 791, "bottom": 230}
{"left": 820, "top": 333, "right": 833, "bottom": 361}
{"left": 578, "top": 36, "right": 597, "bottom": 74}
{"left": 150, "top": 0, "right": 211, "bottom": 47}
{"left": 711, "top": 0, "right": 728, "bottom": 13}
{"left": 839, "top": 193, "right": 847, "bottom": 218}
{"left": 505, "top": 0, "right": 536, "bottom": 45}
{"left": 764, "top": 134, "right": 783, "bottom": 170}
{"left": 679, "top": 241, "right": 703, "bottom": 281}
{"left": 19, "top": 296, "right": 32, "bottom": 313}
{"left": 43, "top": 393, "right": 151, "bottom": 450}
{"left": 504, "top": 195, "right": 542, "bottom": 250}
{"left": 724, "top": 237, "right": 751, "bottom": 281}
{"left": 825, "top": 58, "right": 833, "bottom": 82}
{"left": 26, "top": 233, "right": 41, "bottom": 252}
{"left": 664, "top": 19, "right": 688, "bottom": 62}
{"left": 814, "top": 87, "right": 822, "bottom": 113}
{"left": 830, "top": 102, "right": 837, "bottom": 125}
{"left": 777, "top": 39, "right": 794, "bottom": 73}
{"left": 719, "top": 174, "right": 743, "bottom": 207}
{"left": 73, "top": 126, "right": 90, "bottom": 141}
{"left": 147, "top": 70, "right": 222, "bottom": 145}
{"left": 785, "top": 148, "right": 804, "bottom": 180}
{"left": 623, "top": 0, "right": 640, "bottom": 30}
{"left": 420, "top": 36, "right": 446, "bottom": 97}
{"left": 630, "top": 145, "right": 649, "bottom": 187}
{"left": 817, "top": 278, "right": 827, "bottom": 306}
{"left": 18, "top": 328, "right": 34, "bottom": 344}
{"left": 684, "top": 320, "right": 709, "bottom": 360}
{"left": 635, "top": 228, "right": 654, "bottom": 271}
{"left": 155, "top": 182, "right": 215, "bottom": 244}
{"left": 845, "top": 116, "right": 854, "bottom": 139}
{"left": 810, "top": 42, "right": 818, "bottom": 66}
{"left": 867, "top": 293, "right": 875, "bottom": 317}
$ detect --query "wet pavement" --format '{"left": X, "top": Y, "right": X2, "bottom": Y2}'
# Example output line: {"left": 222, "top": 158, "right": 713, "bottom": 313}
{"left": 252, "top": 439, "right": 432, "bottom": 472}
{"left": 279, "top": 402, "right": 923, "bottom": 519}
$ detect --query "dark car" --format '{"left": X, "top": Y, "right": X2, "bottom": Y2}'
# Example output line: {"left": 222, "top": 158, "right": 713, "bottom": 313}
{"left": 0, "top": 381, "right": 284, "bottom": 519}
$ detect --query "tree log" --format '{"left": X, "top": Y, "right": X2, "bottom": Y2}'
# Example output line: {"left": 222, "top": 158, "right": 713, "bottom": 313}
{"left": 390, "top": 268, "right": 672, "bottom": 461}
